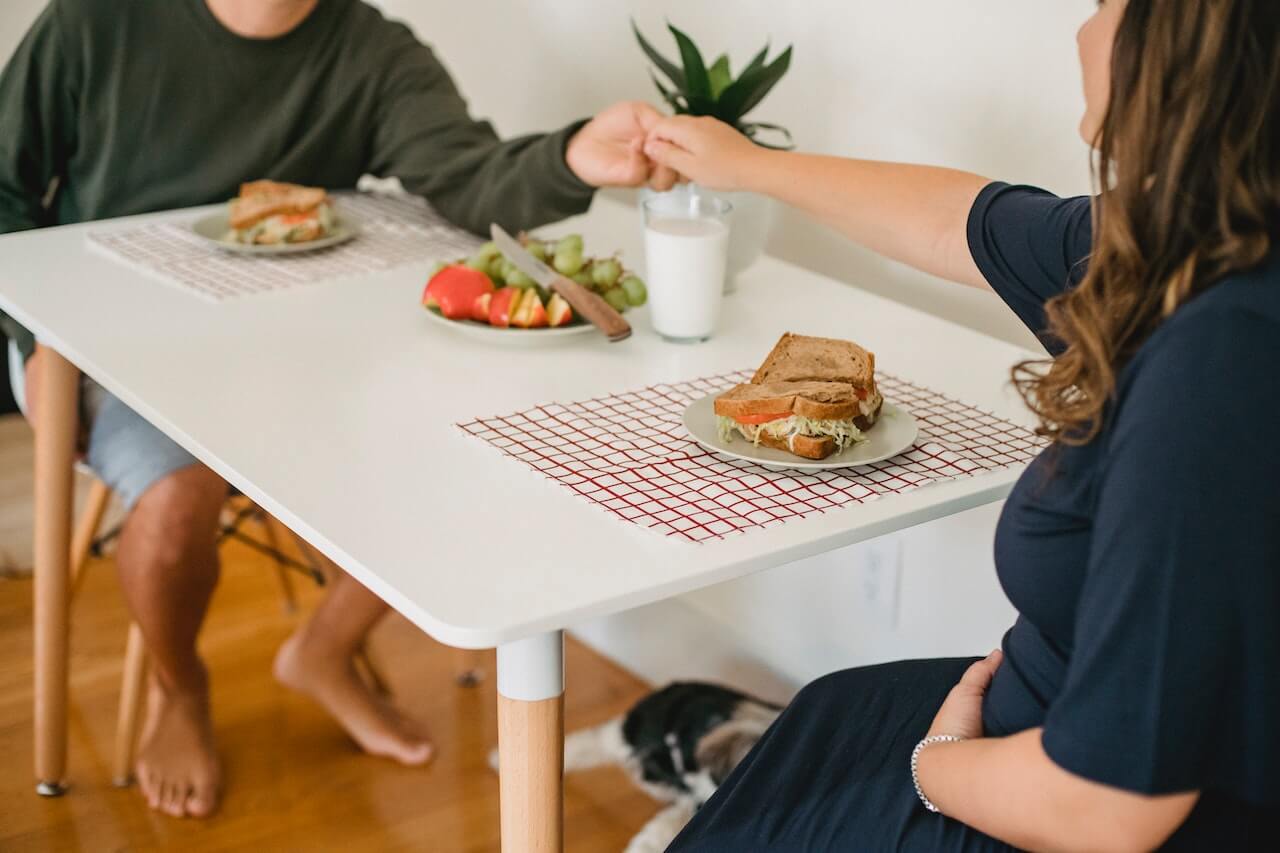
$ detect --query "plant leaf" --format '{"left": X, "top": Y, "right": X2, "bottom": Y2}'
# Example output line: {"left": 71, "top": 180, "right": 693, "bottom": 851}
{"left": 739, "top": 121, "right": 795, "bottom": 149}
{"left": 633, "top": 20, "right": 685, "bottom": 90}
{"left": 716, "top": 45, "right": 792, "bottom": 122}
{"left": 739, "top": 43, "right": 770, "bottom": 79}
{"left": 667, "top": 23, "right": 711, "bottom": 100}
{"left": 708, "top": 54, "right": 733, "bottom": 99}
{"left": 650, "top": 72, "right": 688, "bottom": 114}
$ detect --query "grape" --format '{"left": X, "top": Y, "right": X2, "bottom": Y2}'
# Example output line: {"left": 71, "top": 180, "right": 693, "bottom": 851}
{"left": 477, "top": 241, "right": 501, "bottom": 259}
{"left": 591, "top": 258, "right": 622, "bottom": 289}
{"left": 506, "top": 268, "right": 535, "bottom": 288}
{"left": 620, "top": 275, "right": 648, "bottom": 306}
{"left": 553, "top": 249, "right": 584, "bottom": 276}
{"left": 465, "top": 254, "right": 490, "bottom": 272}
{"left": 603, "top": 287, "right": 629, "bottom": 312}
{"left": 527, "top": 241, "right": 550, "bottom": 262}
{"left": 500, "top": 258, "right": 519, "bottom": 281}
{"left": 488, "top": 256, "right": 507, "bottom": 283}
{"left": 556, "top": 234, "right": 584, "bottom": 256}
{"left": 571, "top": 270, "right": 594, "bottom": 288}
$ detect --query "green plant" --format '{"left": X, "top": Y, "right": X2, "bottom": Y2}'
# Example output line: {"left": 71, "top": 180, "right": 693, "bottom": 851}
{"left": 634, "top": 21, "right": 794, "bottom": 149}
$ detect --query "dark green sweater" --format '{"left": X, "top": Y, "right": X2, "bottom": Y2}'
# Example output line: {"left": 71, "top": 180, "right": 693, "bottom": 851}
{"left": 0, "top": 0, "right": 596, "bottom": 360}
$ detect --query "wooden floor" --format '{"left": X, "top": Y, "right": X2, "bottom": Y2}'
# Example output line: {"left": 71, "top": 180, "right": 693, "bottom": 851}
{"left": 0, "top": 441, "right": 659, "bottom": 851}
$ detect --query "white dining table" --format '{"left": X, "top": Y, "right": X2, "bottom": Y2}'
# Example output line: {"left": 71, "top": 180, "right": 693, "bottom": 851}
{"left": 0, "top": 195, "right": 1038, "bottom": 851}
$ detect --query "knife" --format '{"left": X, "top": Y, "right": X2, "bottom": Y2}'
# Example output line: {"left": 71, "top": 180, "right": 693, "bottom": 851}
{"left": 490, "top": 224, "right": 632, "bottom": 342}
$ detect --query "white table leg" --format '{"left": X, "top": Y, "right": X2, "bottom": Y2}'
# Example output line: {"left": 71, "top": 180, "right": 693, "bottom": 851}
{"left": 497, "top": 631, "right": 564, "bottom": 853}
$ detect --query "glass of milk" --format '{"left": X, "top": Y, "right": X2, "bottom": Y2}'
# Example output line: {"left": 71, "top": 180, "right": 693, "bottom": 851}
{"left": 642, "top": 193, "right": 732, "bottom": 343}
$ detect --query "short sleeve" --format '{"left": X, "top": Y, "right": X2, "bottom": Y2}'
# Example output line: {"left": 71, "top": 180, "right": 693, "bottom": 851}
{"left": 1040, "top": 304, "right": 1280, "bottom": 802}
{"left": 966, "top": 183, "right": 1093, "bottom": 353}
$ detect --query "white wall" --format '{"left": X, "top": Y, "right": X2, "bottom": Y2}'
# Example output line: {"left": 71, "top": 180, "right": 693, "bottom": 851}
{"left": 1, "top": 1, "right": 1090, "bottom": 697}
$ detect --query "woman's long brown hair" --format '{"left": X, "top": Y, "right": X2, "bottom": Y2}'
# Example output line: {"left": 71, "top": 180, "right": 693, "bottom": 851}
{"left": 1014, "top": 0, "right": 1280, "bottom": 444}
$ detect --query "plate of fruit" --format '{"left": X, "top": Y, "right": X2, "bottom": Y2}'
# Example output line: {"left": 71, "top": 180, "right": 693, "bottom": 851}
{"left": 420, "top": 233, "right": 647, "bottom": 344}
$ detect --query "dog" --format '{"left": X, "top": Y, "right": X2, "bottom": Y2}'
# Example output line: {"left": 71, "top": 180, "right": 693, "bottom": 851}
{"left": 491, "top": 682, "right": 781, "bottom": 852}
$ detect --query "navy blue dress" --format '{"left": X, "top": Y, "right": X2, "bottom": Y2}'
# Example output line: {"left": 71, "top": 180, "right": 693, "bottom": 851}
{"left": 668, "top": 184, "right": 1280, "bottom": 851}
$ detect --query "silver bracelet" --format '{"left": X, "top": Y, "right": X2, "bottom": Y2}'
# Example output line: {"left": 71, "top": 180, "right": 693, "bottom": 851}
{"left": 911, "top": 734, "right": 967, "bottom": 813}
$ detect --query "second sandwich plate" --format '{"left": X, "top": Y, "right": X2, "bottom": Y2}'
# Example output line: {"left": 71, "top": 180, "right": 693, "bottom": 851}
{"left": 682, "top": 392, "right": 920, "bottom": 472}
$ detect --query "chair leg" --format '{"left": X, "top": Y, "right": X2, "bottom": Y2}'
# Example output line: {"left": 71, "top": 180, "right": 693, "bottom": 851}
{"left": 69, "top": 479, "right": 112, "bottom": 602}
{"left": 112, "top": 623, "right": 148, "bottom": 788}
{"left": 256, "top": 509, "right": 298, "bottom": 615}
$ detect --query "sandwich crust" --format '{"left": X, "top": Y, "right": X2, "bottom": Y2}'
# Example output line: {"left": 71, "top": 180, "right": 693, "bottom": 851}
{"left": 229, "top": 182, "right": 329, "bottom": 229}
{"left": 714, "top": 381, "right": 861, "bottom": 421}
{"left": 752, "top": 332, "right": 876, "bottom": 388}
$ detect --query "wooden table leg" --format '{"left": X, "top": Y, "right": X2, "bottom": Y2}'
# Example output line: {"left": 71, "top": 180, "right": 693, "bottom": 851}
{"left": 497, "top": 631, "right": 564, "bottom": 853}
{"left": 32, "top": 345, "right": 79, "bottom": 797}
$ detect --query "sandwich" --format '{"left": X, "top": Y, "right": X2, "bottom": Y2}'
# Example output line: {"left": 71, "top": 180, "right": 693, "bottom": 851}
{"left": 225, "top": 180, "right": 334, "bottom": 245}
{"left": 714, "top": 333, "right": 884, "bottom": 461}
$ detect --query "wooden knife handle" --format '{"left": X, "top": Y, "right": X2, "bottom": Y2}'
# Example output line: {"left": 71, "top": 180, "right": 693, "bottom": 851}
{"left": 550, "top": 276, "right": 632, "bottom": 342}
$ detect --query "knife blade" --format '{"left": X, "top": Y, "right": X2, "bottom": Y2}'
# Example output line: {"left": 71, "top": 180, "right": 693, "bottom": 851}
{"left": 490, "top": 224, "right": 632, "bottom": 342}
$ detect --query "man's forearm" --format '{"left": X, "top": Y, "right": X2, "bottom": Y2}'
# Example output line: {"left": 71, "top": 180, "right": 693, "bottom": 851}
{"left": 917, "top": 729, "right": 1196, "bottom": 853}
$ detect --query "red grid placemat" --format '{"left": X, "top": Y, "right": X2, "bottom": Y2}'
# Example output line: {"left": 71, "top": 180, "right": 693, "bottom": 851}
{"left": 458, "top": 371, "right": 1045, "bottom": 543}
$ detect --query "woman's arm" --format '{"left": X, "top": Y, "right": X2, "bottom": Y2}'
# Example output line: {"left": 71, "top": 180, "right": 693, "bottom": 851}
{"left": 918, "top": 656, "right": 1198, "bottom": 853}
{"left": 643, "top": 116, "right": 991, "bottom": 289}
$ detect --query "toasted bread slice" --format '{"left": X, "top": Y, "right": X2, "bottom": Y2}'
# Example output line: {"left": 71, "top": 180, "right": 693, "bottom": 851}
{"left": 229, "top": 182, "right": 329, "bottom": 229}
{"left": 752, "top": 333, "right": 876, "bottom": 388}
{"left": 715, "top": 381, "right": 860, "bottom": 422}
{"left": 752, "top": 431, "right": 836, "bottom": 460}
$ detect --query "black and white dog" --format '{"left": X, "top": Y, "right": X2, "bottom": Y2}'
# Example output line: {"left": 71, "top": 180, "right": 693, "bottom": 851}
{"left": 492, "top": 682, "right": 781, "bottom": 852}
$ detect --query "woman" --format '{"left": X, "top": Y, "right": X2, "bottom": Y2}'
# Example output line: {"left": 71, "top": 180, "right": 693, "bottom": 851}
{"left": 643, "top": 1, "right": 1278, "bottom": 850}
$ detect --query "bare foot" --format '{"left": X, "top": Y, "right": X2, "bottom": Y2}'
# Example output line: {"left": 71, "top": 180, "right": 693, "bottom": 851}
{"left": 135, "top": 672, "right": 221, "bottom": 819}
{"left": 273, "top": 631, "right": 434, "bottom": 766}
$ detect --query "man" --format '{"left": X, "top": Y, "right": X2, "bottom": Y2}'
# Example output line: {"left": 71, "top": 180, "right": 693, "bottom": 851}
{"left": 0, "top": 0, "right": 674, "bottom": 820}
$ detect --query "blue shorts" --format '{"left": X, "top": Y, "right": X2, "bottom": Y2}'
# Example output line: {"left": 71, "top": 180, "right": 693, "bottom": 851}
{"left": 80, "top": 381, "right": 201, "bottom": 510}
{"left": 9, "top": 355, "right": 198, "bottom": 510}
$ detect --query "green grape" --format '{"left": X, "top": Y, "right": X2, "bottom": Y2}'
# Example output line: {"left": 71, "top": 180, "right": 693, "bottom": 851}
{"left": 555, "top": 234, "right": 584, "bottom": 256}
{"left": 465, "top": 254, "right": 490, "bottom": 272}
{"left": 603, "top": 287, "right": 629, "bottom": 312}
{"left": 591, "top": 258, "right": 622, "bottom": 289}
{"left": 553, "top": 249, "right": 584, "bottom": 276}
{"left": 500, "top": 258, "right": 519, "bottom": 281}
{"left": 477, "top": 241, "right": 501, "bottom": 259}
{"left": 571, "top": 270, "right": 594, "bottom": 288}
{"left": 488, "top": 255, "right": 507, "bottom": 283}
{"left": 527, "top": 241, "right": 550, "bottom": 262}
{"left": 620, "top": 275, "right": 648, "bottom": 306}
{"left": 506, "top": 268, "right": 535, "bottom": 288}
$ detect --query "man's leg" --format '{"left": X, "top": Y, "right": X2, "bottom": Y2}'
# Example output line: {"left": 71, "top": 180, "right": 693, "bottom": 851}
{"left": 81, "top": 381, "right": 225, "bottom": 818}
{"left": 116, "top": 465, "right": 225, "bottom": 818}
{"left": 274, "top": 568, "right": 433, "bottom": 765}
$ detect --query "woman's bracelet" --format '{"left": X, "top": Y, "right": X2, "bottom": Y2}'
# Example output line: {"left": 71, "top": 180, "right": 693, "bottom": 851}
{"left": 911, "top": 734, "right": 967, "bottom": 813}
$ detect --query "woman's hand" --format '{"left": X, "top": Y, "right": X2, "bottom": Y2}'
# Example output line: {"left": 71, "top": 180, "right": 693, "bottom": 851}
{"left": 566, "top": 101, "right": 680, "bottom": 191}
{"left": 643, "top": 115, "right": 768, "bottom": 192}
{"left": 928, "top": 649, "right": 1002, "bottom": 740}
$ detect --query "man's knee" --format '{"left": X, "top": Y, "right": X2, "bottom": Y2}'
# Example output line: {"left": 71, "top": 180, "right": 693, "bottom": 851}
{"left": 123, "top": 465, "right": 227, "bottom": 567}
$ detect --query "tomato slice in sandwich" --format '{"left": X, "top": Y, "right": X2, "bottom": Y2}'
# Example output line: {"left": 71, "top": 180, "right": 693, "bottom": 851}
{"left": 734, "top": 412, "right": 790, "bottom": 425}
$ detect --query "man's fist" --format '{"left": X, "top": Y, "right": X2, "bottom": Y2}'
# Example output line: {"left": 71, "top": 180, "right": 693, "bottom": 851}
{"left": 566, "top": 101, "right": 678, "bottom": 192}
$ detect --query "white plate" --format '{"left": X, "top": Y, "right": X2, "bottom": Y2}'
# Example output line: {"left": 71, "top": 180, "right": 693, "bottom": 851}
{"left": 191, "top": 208, "right": 360, "bottom": 255}
{"left": 422, "top": 306, "right": 598, "bottom": 346}
{"left": 682, "top": 391, "right": 920, "bottom": 472}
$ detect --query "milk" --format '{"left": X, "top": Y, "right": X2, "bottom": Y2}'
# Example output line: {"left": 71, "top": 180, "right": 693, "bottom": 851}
{"left": 644, "top": 216, "right": 730, "bottom": 342}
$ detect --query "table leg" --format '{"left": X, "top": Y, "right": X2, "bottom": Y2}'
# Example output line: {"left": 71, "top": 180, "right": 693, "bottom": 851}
{"left": 497, "top": 631, "right": 564, "bottom": 853}
{"left": 32, "top": 345, "right": 79, "bottom": 797}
